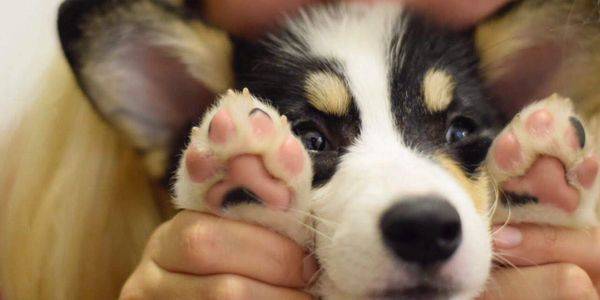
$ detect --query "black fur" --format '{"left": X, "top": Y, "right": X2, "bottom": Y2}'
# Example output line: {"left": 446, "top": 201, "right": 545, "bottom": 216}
{"left": 222, "top": 187, "right": 263, "bottom": 209}
{"left": 234, "top": 11, "right": 503, "bottom": 185}
{"left": 389, "top": 14, "right": 501, "bottom": 176}
{"left": 233, "top": 34, "right": 361, "bottom": 187}
{"left": 570, "top": 116, "right": 586, "bottom": 148}
{"left": 503, "top": 192, "right": 539, "bottom": 206}
{"left": 58, "top": 0, "right": 110, "bottom": 72}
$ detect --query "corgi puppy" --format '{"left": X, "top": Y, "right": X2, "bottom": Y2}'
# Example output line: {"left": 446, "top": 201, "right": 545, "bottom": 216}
{"left": 55, "top": 0, "right": 600, "bottom": 299}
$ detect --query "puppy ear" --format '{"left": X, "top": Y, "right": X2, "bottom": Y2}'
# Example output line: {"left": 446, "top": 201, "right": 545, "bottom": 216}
{"left": 58, "top": 0, "right": 233, "bottom": 176}
{"left": 476, "top": 1, "right": 600, "bottom": 118}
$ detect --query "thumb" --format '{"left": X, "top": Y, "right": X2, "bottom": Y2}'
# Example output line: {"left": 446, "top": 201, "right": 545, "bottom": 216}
{"left": 401, "top": 0, "right": 512, "bottom": 29}
{"left": 202, "top": 0, "right": 321, "bottom": 36}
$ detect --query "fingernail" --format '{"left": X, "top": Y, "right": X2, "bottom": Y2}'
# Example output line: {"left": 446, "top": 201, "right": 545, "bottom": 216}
{"left": 493, "top": 225, "right": 523, "bottom": 249}
{"left": 302, "top": 255, "right": 319, "bottom": 284}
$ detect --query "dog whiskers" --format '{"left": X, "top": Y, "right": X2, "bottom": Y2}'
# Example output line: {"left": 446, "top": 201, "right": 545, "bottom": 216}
{"left": 304, "top": 251, "right": 326, "bottom": 285}
{"left": 485, "top": 265, "right": 544, "bottom": 300}
{"left": 491, "top": 254, "right": 519, "bottom": 270}
{"left": 494, "top": 251, "right": 538, "bottom": 267}
{"left": 220, "top": 195, "right": 337, "bottom": 242}
{"left": 287, "top": 207, "right": 340, "bottom": 226}
{"left": 287, "top": 215, "right": 334, "bottom": 242}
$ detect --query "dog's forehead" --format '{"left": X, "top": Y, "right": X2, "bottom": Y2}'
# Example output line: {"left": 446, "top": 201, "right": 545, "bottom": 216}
{"left": 287, "top": 4, "right": 482, "bottom": 143}
{"left": 291, "top": 3, "right": 401, "bottom": 130}
{"left": 237, "top": 2, "right": 494, "bottom": 164}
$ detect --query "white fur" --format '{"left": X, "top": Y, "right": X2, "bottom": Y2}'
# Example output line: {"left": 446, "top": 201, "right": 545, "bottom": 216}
{"left": 176, "top": 3, "right": 493, "bottom": 299}
{"left": 312, "top": 147, "right": 492, "bottom": 299}
{"left": 174, "top": 90, "right": 313, "bottom": 245}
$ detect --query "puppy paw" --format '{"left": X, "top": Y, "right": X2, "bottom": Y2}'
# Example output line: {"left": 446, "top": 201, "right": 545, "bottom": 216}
{"left": 173, "top": 89, "right": 313, "bottom": 244}
{"left": 487, "top": 94, "right": 600, "bottom": 227}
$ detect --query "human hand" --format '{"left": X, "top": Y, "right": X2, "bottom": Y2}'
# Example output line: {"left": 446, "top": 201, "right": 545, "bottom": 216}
{"left": 120, "top": 211, "right": 317, "bottom": 299}
{"left": 202, "top": 0, "right": 512, "bottom": 36}
{"left": 479, "top": 224, "right": 600, "bottom": 299}
{"left": 202, "top": 0, "right": 320, "bottom": 36}
{"left": 400, "top": 0, "right": 512, "bottom": 29}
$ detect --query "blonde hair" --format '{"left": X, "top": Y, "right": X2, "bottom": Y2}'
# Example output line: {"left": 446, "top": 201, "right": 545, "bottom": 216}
{"left": 0, "top": 55, "right": 162, "bottom": 299}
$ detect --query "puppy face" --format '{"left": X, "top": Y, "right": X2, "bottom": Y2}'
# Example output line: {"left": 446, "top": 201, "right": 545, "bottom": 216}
{"left": 235, "top": 4, "right": 500, "bottom": 299}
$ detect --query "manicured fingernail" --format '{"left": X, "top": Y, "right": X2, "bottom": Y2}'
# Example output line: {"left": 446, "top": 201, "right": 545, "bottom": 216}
{"left": 302, "top": 255, "right": 319, "bottom": 284}
{"left": 493, "top": 225, "right": 523, "bottom": 249}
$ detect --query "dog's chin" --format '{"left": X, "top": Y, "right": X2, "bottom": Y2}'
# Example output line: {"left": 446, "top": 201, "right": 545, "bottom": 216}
{"left": 368, "top": 284, "right": 459, "bottom": 300}
{"left": 322, "top": 277, "right": 475, "bottom": 300}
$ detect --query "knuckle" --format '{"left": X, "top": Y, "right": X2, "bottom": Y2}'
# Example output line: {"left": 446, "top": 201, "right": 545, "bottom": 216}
{"left": 179, "top": 219, "right": 220, "bottom": 268}
{"left": 119, "top": 269, "right": 151, "bottom": 300}
{"left": 541, "top": 226, "right": 559, "bottom": 250}
{"left": 269, "top": 239, "right": 301, "bottom": 278}
{"left": 556, "top": 264, "right": 595, "bottom": 300}
{"left": 211, "top": 276, "right": 252, "bottom": 300}
{"left": 119, "top": 289, "right": 144, "bottom": 300}
{"left": 590, "top": 229, "right": 600, "bottom": 262}
{"left": 589, "top": 229, "right": 600, "bottom": 274}
{"left": 147, "top": 221, "right": 171, "bottom": 254}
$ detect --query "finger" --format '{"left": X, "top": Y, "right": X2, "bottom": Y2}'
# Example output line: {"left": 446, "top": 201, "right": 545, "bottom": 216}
{"left": 151, "top": 211, "right": 317, "bottom": 288}
{"left": 401, "top": 0, "right": 512, "bottom": 29}
{"left": 479, "top": 264, "right": 598, "bottom": 300}
{"left": 493, "top": 224, "right": 600, "bottom": 280}
{"left": 156, "top": 274, "right": 314, "bottom": 300}
{"left": 122, "top": 259, "right": 313, "bottom": 300}
{"left": 203, "top": 0, "right": 321, "bottom": 36}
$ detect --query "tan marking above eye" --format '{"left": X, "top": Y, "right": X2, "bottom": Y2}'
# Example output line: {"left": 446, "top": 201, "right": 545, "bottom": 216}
{"left": 437, "top": 155, "right": 492, "bottom": 214}
{"left": 305, "top": 72, "right": 351, "bottom": 116}
{"left": 422, "top": 69, "right": 456, "bottom": 113}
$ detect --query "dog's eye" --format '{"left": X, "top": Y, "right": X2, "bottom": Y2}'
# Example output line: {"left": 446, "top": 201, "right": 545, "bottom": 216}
{"left": 300, "top": 131, "right": 327, "bottom": 151}
{"left": 446, "top": 117, "right": 477, "bottom": 144}
{"left": 292, "top": 122, "right": 329, "bottom": 152}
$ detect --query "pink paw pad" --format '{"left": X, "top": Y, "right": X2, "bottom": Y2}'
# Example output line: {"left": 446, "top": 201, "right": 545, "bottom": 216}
{"left": 279, "top": 136, "right": 305, "bottom": 176}
{"left": 209, "top": 109, "right": 236, "bottom": 144}
{"left": 501, "top": 156, "right": 579, "bottom": 213}
{"left": 206, "top": 155, "right": 292, "bottom": 211}
{"left": 573, "top": 154, "right": 599, "bottom": 189}
{"left": 493, "top": 131, "right": 522, "bottom": 171}
{"left": 185, "top": 147, "right": 220, "bottom": 183}
{"left": 249, "top": 108, "right": 275, "bottom": 137}
{"left": 525, "top": 109, "right": 554, "bottom": 136}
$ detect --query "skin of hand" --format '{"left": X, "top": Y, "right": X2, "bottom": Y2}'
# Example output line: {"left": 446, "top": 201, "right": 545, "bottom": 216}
{"left": 202, "top": 0, "right": 511, "bottom": 36}
{"left": 119, "top": 211, "right": 317, "bottom": 300}
{"left": 202, "top": 0, "right": 320, "bottom": 36}
{"left": 479, "top": 224, "right": 600, "bottom": 300}
{"left": 399, "top": 0, "right": 511, "bottom": 29}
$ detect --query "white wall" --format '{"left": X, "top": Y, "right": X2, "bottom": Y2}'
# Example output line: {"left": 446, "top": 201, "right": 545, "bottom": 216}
{"left": 0, "top": 0, "right": 64, "bottom": 131}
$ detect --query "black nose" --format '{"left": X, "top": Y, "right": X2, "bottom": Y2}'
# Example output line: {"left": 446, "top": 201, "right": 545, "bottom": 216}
{"left": 379, "top": 196, "right": 462, "bottom": 266}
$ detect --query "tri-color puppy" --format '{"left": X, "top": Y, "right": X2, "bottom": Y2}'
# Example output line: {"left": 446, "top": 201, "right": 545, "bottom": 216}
{"left": 58, "top": 0, "right": 600, "bottom": 299}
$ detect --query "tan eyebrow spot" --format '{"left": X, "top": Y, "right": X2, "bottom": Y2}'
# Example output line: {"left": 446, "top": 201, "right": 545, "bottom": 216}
{"left": 422, "top": 69, "right": 455, "bottom": 113}
{"left": 305, "top": 72, "right": 351, "bottom": 116}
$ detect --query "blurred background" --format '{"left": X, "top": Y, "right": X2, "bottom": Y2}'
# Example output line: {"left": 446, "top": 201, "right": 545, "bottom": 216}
{"left": 0, "top": 0, "right": 63, "bottom": 131}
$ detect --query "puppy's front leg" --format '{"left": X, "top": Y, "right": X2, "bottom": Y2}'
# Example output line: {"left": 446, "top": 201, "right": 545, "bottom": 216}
{"left": 487, "top": 94, "right": 600, "bottom": 227}
{"left": 173, "top": 89, "right": 314, "bottom": 246}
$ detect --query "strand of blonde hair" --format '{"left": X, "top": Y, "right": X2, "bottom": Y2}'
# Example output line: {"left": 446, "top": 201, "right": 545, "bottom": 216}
{"left": 0, "top": 55, "right": 162, "bottom": 299}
